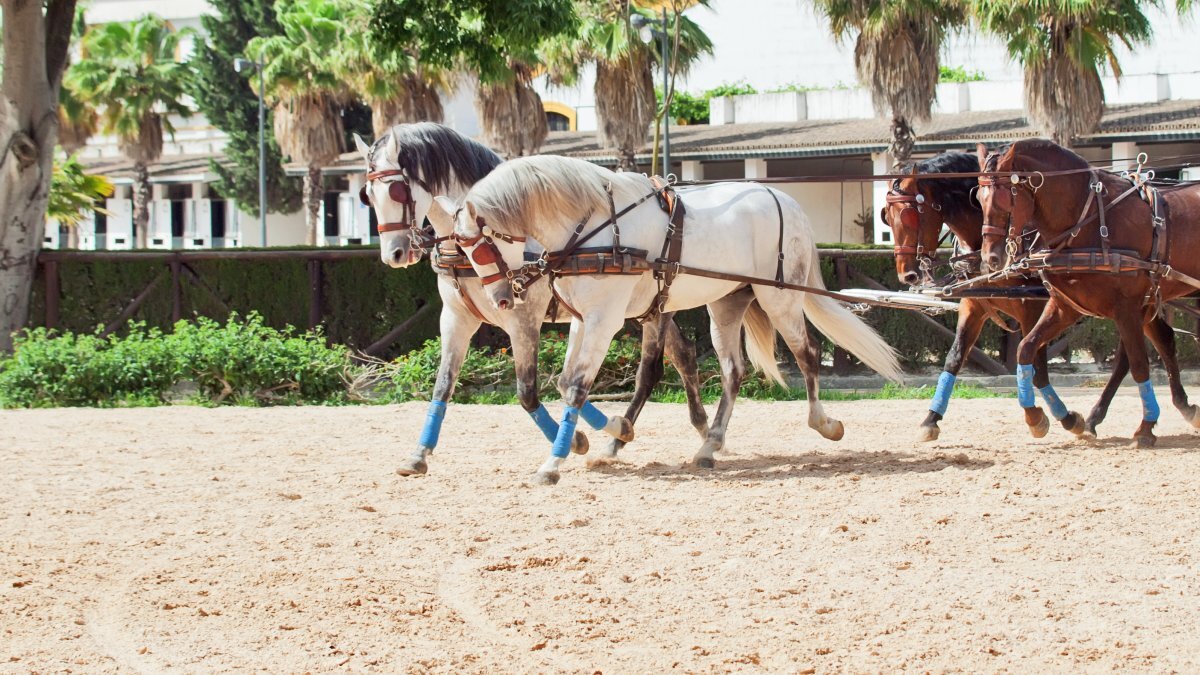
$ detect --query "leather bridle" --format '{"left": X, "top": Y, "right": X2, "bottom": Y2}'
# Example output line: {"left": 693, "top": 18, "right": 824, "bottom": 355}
{"left": 360, "top": 169, "right": 432, "bottom": 234}
{"left": 451, "top": 213, "right": 528, "bottom": 287}
{"left": 978, "top": 171, "right": 1043, "bottom": 261}
{"left": 883, "top": 183, "right": 942, "bottom": 275}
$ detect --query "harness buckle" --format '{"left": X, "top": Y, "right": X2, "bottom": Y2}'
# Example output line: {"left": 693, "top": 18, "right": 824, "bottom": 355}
{"left": 1099, "top": 224, "right": 1110, "bottom": 239}
{"left": 1092, "top": 181, "right": 1105, "bottom": 194}
{"left": 1153, "top": 216, "right": 1165, "bottom": 230}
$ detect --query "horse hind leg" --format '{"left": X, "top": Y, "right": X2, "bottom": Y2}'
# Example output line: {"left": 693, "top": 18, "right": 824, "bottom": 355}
{"left": 662, "top": 314, "right": 709, "bottom": 439}
{"left": 1083, "top": 339, "right": 1129, "bottom": 438}
{"left": 776, "top": 308, "right": 842, "bottom": 441}
{"left": 692, "top": 292, "right": 755, "bottom": 469}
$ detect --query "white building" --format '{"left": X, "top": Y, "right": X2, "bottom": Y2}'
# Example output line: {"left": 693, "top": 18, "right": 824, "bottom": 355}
{"left": 65, "top": 0, "right": 1200, "bottom": 250}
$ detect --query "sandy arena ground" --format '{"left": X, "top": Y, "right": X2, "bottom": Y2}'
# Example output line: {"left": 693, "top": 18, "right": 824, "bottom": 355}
{"left": 2, "top": 393, "right": 1199, "bottom": 673}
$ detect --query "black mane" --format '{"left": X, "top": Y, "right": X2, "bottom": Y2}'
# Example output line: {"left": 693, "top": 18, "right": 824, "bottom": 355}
{"left": 371, "top": 122, "right": 503, "bottom": 193}
{"left": 898, "top": 151, "right": 984, "bottom": 222}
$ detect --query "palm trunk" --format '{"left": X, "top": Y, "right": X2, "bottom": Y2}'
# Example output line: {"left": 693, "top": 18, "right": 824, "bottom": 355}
{"left": 0, "top": 0, "right": 75, "bottom": 352}
{"left": 303, "top": 165, "right": 322, "bottom": 246}
{"left": 132, "top": 162, "right": 150, "bottom": 248}
{"left": 888, "top": 115, "right": 915, "bottom": 166}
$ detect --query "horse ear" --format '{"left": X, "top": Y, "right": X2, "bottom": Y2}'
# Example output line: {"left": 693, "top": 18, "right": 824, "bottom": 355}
{"left": 427, "top": 195, "right": 456, "bottom": 231}
{"left": 976, "top": 143, "right": 988, "bottom": 170}
{"left": 464, "top": 200, "right": 479, "bottom": 225}
{"left": 353, "top": 133, "right": 372, "bottom": 163}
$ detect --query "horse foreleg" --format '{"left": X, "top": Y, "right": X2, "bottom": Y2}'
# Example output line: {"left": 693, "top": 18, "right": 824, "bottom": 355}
{"left": 1112, "top": 303, "right": 1160, "bottom": 447}
{"left": 1015, "top": 299, "right": 1081, "bottom": 439}
{"left": 509, "top": 322, "right": 590, "bottom": 456}
{"left": 920, "top": 299, "right": 990, "bottom": 442}
{"left": 1084, "top": 340, "right": 1128, "bottom": 438}
{"left": 595, "top": 313, "right": 671, "bottom": 463}
{"left": 533, "top": 311, "right": 626, "bottom": 485}
{"left": 1031, "top": 335, "right": 1086, "bottom": 437}
{"left": 1144, "top": 314, "right": 1200, "bottom": 428}
{"left": 398, "top": 307, "right": 481, "bottom": 476}
{"left": 693, "top": 293, "right": 755, "bottom": 468}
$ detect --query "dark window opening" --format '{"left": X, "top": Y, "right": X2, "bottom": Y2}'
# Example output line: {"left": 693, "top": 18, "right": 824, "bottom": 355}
{"left": 546, "top": 111, "right": 571, "bottom": 132}
{"left": 211, "top": 199, "right": 227, "bottom": 239}
{"left": 94, "top": 200, "right": 107, "bottom": 234}
{"left": 323, "top": 193, "right": 339, "bottom": 237}
{"left": 171, "top": 200, "right": 185, "bottom": 238}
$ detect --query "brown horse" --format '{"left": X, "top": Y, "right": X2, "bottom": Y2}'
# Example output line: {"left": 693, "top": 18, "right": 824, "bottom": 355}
{"left": 882, "top": 152, "right": 1079, "bottom": 440}
{"left": 886, "top": 150, "right": 1188, "bottom": 441}
{"left": 976, "top": 139, "right": 1200, "bottom": 446}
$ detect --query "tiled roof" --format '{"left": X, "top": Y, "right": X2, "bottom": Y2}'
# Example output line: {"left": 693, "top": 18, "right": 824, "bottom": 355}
{"left": 87, "top": 99, "right": 1200, "bottom": 180}
{"left": 81, "top": 153, "right": 225, "bottom": 182}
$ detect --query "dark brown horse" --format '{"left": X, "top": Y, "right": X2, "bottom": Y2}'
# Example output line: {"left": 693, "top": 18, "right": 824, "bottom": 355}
{"left": 882, "top": 152, "right": 1079, "bottom": 440}
{"left": 976, "top": 139, "right": 1200, "bottom": 446}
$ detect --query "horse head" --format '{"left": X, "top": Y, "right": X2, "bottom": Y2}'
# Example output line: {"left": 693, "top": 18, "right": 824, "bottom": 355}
{"left": 437, "top": 196, "right": 525, "bottom": 311}
{"left": 356, "top": 131, "right": 431, "bottom": 269}
{"left": 882, "top": 173, "right": 944, "bottom": 286}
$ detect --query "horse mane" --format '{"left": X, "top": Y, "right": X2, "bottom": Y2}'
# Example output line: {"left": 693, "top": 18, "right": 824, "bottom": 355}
{"left": 466, "top": 155, "right": 653, "bottom": 237}
{"left": 897, "top": 151, "right": 981, "bottom": 222}
{"left": 371, "top": 122, "right": 502, "bottom": 194}
{"left": 986, "top": 139, "right": 1089, "bottom": 173}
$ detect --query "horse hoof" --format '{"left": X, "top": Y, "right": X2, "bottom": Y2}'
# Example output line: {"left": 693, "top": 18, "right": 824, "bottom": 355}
{"left": 605, "top": 416, "right": 635, "bottom": 443}
{"left": 586, "top": 452, "right": 618, "bottom": 469}
{"left": 1133, "top": 435, "right": 1157, "bottom": 449}
{"left": 917, "top": 424, "right": 940, "bottom": 443}
{"left": 1185, "top": 405, "right": 1200, "bottom": 429}
{"left": 818, "top": 420, "right": 845, "bottom": 442}
{"left": 1062, "top": 412, "right": 1086, "bottom": 436}
{"left": 396, "top": 458, "right": 428, "bottom": 476}
{"left": 1027, "top": 411, "right": 1050, "bottom": 439}
{"left": 571, "top": 430, "right": 589, "bottom": 455}
{"left": 531, "top": 470, "right": 560, "bottom": 486}
{"left": 1080, "top": 425, "right": 1098, "bottom": 441}
{"left": 693, "top": 456, "right": 715, "bottom": 469}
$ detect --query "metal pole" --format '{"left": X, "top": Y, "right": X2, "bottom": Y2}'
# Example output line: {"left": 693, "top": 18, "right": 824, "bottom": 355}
{"left": 258, "top": 52, "right": 267, "bottom": 247}
{"left": 661, "top": 7, "right": 670, "bottom": 179}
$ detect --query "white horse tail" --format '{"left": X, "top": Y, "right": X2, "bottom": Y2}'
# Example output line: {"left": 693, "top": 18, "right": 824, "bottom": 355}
{"left": 743, "top": 300, "right": 787, "bottom": 387}
{"left": 802, "top": 264, "right": 905, "bottom": 383}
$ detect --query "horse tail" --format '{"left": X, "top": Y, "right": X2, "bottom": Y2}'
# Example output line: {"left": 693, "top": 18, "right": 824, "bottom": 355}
{"left": 801, "top": 263, "right": 905, "bottom": 383}
{"left": 743, "top": 300, "right": 787, "bottom": 387}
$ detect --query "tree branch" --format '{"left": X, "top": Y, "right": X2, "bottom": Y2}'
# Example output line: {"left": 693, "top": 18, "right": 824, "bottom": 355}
{"left": 44, "top": 0, "right": 79, "bottom": 92}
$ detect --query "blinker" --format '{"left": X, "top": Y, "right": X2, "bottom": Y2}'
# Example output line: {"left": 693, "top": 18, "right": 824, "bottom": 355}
{"left": 389, "top": 180, "right": 411, "bottom": 204}
{"left": 471, "top": 242, "right": 499, "bottom": 266}
{"left": 900, "top": 206, "right": 921, "bottom": 230}
{"left": 358, "top": 186, "right": 370, "bottom": 206}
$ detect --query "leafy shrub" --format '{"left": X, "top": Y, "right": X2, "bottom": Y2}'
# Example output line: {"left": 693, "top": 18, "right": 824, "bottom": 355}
{"left": 939, "top": 65, "right": 985, "bottom": 83}
{"left": 0, "top": 313, "right": 352, "bottom": 408}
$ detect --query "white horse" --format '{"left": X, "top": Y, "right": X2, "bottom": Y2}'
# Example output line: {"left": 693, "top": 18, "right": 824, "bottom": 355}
{"left": 435, "top": 154, "right": 904, "bottom": 484}
{"left": 355, "top": 124, "right": 709, "bottom": 475}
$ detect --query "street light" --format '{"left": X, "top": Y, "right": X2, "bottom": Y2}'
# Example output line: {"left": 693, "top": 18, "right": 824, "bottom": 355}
{"left": 630, "top": 9, "right": 671, "bottom": 178}
{"left": 234, "top": 54, "right": 267, "bottom": 247}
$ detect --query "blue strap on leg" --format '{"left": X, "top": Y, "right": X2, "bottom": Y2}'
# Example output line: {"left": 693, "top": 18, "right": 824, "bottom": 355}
{"left": 550, "top": 406, "right": 580, "bottom": 459}
{"left": 579, "top": 400, "right": 609, "bottom": 430}
{"left": 929, "top": 371, "right": 957, "bottom": 416}
{"left": 1016, "top": 363, "right": 1036, "bottom": 408}
{"left": 418, "top": 400, "right": 448, "bottom": 449}
{"left": 1137, "top": 379, "right": 1160, "bottom": 422}
{"left": 1038, "top": 385, "right": 1069, "bottom": 420}
{"left": 528, "top": 404, "right": 559, "bottom": 442}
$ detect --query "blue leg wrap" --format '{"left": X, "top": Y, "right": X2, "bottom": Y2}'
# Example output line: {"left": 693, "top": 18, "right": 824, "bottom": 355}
{"left": 579, "top": 400, "right": 609, "bottom": 430}
{"left": 1016, "top": 363, "right": 1036, "bottom": 408}
{"left": 1137, "top": 379, "right": 1160, "bottom": 422}
{"left": 528, "top": 404, "right": 559, "bottom": 442}
{"left": 418, "top": 400, "right": 448, "bottom": 449}
{"left": 550, "top": 406, "right": 580, "bottom": 459}
{"left": 929, "top": 371, "right": 957, "bottom": 416}
{"left": 1038, "top": 385, "right": 1069, "bottom": 421}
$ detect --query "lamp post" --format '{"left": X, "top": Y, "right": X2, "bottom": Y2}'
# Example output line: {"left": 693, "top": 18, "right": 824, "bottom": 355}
{"left": 234, "top": 54, "right": 267, "bottom": 247}
{"left": 631, "top": 9, "right": 671, "bottom": 177}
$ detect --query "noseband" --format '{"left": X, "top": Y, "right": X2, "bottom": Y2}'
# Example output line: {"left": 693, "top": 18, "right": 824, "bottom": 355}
{"left": 360, "top": 169, "right": 433, "bottom": 234}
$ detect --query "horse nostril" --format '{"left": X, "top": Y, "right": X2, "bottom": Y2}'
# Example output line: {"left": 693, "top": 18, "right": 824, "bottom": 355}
{"left": 391, "top": 249, "right": 404, "bottom": 263}
{"left": 985, "top": 253, "right": 1001, "bottom": 271}
{"left": 902, "top": 271, "right": 920, "bottom": 285}
{"left": 498, "top": 299, "right": 510, "bottom": 310}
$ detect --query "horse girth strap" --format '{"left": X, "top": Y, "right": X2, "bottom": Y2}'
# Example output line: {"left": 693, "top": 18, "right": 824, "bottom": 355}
{"left": 652, "top": 179, "right": 687, "bottom": 316}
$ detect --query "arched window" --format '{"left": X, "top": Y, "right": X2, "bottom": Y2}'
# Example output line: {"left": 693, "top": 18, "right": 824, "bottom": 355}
{"left": 542, "top": 102, "right": 577, "bottom": 132}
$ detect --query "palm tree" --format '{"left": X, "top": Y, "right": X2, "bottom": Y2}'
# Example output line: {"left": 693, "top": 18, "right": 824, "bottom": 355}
{"left": 335, "top": 0, "right": 448, "bottom": 137}
{"left": 543, "top": 1, "right": 713, "bottom": 171}
{"left": 814, "top": 0, "right": 964, "bottom": 164}
{"left": 57, "top": 84, "right": 98, "bottom": 155}
{"left": 66, "top": 15, "right": 193, "bottom": 247}
{"left": 248, "top": 0, "right": 347, "bottom": 245}
{"left": 48, "top": 155, "right": 115, "bottom": 248}
{"left": 972, "top": 0, "right": 1154, "bottom": 146}
{"left": 475, "top": 61, "right": 549, "bottom": 158}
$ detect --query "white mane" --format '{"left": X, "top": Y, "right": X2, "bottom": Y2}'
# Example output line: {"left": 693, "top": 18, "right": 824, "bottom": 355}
{"left": 464, "top": 155, "right": 654, "bottom": 236}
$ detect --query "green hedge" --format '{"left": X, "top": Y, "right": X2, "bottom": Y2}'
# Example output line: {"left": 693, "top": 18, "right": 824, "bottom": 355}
{"left": 27, "top": 247, "right": 1200, "bottom": 371}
